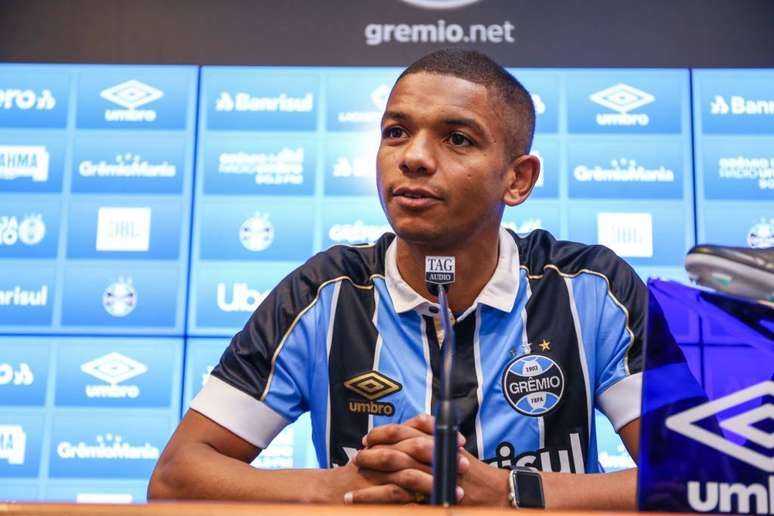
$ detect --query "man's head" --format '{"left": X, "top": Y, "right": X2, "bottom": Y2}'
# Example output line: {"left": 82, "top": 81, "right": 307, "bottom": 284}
{"left": 377, "top": 49, "right": 541, "bottom": 250}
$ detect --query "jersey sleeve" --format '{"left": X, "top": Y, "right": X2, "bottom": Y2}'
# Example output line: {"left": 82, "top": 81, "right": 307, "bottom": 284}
{"left": 593, "top": 253, "right": 647, "bottom": 432}
{"left": 190, "top": 272, "right": 323, "bottom": 449}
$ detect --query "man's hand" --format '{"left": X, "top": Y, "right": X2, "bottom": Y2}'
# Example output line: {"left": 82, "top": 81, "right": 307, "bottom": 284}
{"left": 349, "top": 414, "right": 509, "bottom": 505}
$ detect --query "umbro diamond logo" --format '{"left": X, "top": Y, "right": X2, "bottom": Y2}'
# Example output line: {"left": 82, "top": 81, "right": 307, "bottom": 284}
{"left": 80, "top": 352, "right": 148, "bottom": 385}
{"left": 666, "top": 380, "right": 774, "bottom": 472}
{"left": 344, "top": 370, "right": 401, "bottom": 401}
{"left": 100, "top": 80, "right": 163, "bottom": 110}
{"left": 590, "top": 83, "right": 655, "bottom": 114}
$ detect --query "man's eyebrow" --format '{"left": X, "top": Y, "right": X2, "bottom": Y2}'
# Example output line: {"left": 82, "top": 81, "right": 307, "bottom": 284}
{"left": 381, "top": 110, "right": 409, "bottom": 123}
{"left": 443, "top": 117, "right": 487, "bottom": 136}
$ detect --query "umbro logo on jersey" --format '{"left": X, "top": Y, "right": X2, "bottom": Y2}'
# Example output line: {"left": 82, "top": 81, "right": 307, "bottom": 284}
{"left": 344, "top": 370, "right": 402, "bottom": 417}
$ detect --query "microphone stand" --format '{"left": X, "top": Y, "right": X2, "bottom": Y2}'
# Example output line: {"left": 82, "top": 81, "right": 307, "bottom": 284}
{"left": 430, "top": 282, "right": 458, "bottom": 506}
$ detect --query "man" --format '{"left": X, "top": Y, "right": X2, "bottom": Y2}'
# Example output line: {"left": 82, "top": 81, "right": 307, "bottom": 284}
{"left": 148, "top": 49, "right": 644, "bottom": 509}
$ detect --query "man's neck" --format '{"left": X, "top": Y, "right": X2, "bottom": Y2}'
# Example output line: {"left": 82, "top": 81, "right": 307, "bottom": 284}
{"left": 395, "top": 227, "right": 501, "bottom": 314}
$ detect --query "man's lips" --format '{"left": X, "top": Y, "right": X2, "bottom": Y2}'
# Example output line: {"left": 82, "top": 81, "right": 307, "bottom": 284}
{"left": 391, "top": 186, "right": 442, "bottom": 210}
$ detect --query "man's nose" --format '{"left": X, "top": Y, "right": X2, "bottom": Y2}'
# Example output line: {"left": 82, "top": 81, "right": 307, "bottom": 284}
{"left": 400, "top": 132, "right": 436, "bottom": 176}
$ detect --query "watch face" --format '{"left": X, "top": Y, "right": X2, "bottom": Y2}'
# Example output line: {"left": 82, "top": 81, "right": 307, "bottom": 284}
{"left": 516, "top": 470, "right": 545, "bottom": 508}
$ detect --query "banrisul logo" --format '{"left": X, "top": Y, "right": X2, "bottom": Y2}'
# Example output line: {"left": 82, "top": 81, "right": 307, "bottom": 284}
{"left": 711, "top": 95, "right": 774, "bottom": 116}
{"left": 0, "top": 145, "right": 49, "bottom": 183}
{"left": 215, "top": 90, "right": 313, "bottom": 113}
{"left": 590, "top": 83, "right": 655, "bottom": 127}
{"left": 100, "top": 80, "right": 163, "bottom": 122}
{"left": 666, "top": 381, "right": 774, "bottom": 514}
{"left": 80, "top": 352, "right": 148, "bottom": 399}
{"left": 502, "top": 354, "right": 564, "bottom": 416}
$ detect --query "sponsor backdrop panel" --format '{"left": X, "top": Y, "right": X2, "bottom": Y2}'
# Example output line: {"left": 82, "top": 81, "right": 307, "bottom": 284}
{"left": 0, "top": 132, "right": 67, "bottom": 193}
{"left": 0, "top": 411, "right": 45, "bottom": 478}
{"left": 44, "top": 481, "right": 149, "bottom": 504}
{"left": 0, "top": 197, "right": 61, "bottom": 259}
{"left": 0, "top": 338, "right": 50, "bottom": 406}
{"left": 507, "top": 69, "right": 561, "bottom": 134}
{"left": 701, "top": 204, "right": 773, "bottom": 248}
{"left": 0, "top": 65, "right": 70, "bottom": 129}
{"left": 321, "top": 197, "right": 392, "bottom": 249}
{"left": 0, "top": 482, "right": 40, "bottom": 501}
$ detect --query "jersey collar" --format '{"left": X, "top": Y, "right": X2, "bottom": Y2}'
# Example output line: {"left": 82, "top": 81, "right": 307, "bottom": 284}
{"left": 384, "top": 227, "right": 521, "bottom": 319}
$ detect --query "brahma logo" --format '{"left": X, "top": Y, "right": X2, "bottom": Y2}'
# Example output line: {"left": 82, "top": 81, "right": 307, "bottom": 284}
{"left": 100, "top": 80, "right": 163, "bottom": 122}
{"left": 0, "top": 362, "right": 34, "bottom": 386}
{"left": 80, "top": 352, "right": 148, "bottom": 399}
{"left": 502, "top": 354, "right": 565, "bottom": 416}
{"left": 0, "top": 145, "right": 49, "bottom": 182}
{"left": 0, "top": 425, "right": 26, "bottom": 465}
{"left": 102, "top": 277, "right": 137, "bottom": 317}
{"left": 666, "top": 381, "right": 774, "bottom": 514}
{"left": 590, "top": 83, "right": 654, "bottom": 126}
{"left": 597, "top": 212, "right": 654, "bottom": 258}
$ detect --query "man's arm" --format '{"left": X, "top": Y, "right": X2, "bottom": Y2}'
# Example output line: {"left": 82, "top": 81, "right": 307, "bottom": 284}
{"left": 350, "top": 414, "right": 639, "bottom": 509}
{"left": 148, "top": 409, "right": 370, "bottom": 503}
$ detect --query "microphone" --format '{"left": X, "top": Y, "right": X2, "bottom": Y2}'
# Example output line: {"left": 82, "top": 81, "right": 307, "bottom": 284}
{"left": 425, "top": 256, "right": 458, "bottom": 507}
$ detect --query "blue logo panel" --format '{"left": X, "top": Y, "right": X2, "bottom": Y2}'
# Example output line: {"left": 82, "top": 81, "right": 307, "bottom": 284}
{"left": 0, "top": 482, "right": 38, "bottom": 501}
{"left": 72, "top": 133, "right": 186, "bottom": 194}
{"left": 204, "top": 69, "right": 319, "bottom": 131}
{"left": 567, "top": 138, "right": 685, "bottom": 199}
{"left": 700, "top": 205, "right": 773, "bottom": 248}
{"left": 0, "top": 265, "right": 55, "bottom": 327}
{"left": 192, "top": 262, "right": 298, "bottom": 334}
{"left": 321, "top": 198, "right": 391, "bottom": 249}
{"left": 55, "top": 339, "right": 181, "bottom": 408}
{"left": 183, "top": 338, "right": 230, "bottom": 408}
{"left": 202, "top": 134, "right": 317, "bottom": 196}
{"left": 530, "top": 136, "right": 560, "bottom": 199}
{"left": 48, "top": 412, "right": 174, "bottom": 479}
{"left": 695, "top": 70, "right": 774, "bottom": 134}
{"left": 0, "top": 66, "right": 70, "bottom": 128}
{"left": 0, "top": 339, "right": 50, "bottom": 406}
{"left": 566, "top": 70, "right": 686, "bottom": 134}
{"left": 60, "top": 263, "right": 180, "bottom": 329}
{"left": 323, "top": 133, "right": 379, "bottom": 196}
{"left": 197, "top": 198, "right": 314, "bottom": 261}
{"left": 0, "top": 133, "right": 66, "bottom": 193}
{"left": 76, "top": 66, "right": 195, "bottom": 130}
{"left": 325, "top": 70, "right": 400, "bottom": 133}
{"left": 66, "top": 199, "right": 183, "bottom": 260}
{"left": 45, "top": 481, "right": 148, "bottom": 503}
{"left": 0, "top": 198, "right": 61, "bottom": 259}
{"left": 700, "top": 138, "right": 774, "bottom": 200}
{"left": 502, "top": 201, "right": 562, "bottom": 237}
{"left": 566, "top": 202, "right": 688, "bottom": 267}
{"left": 0, "top": 411, "right": 44, "bottom": 478}
{"left": 508, "top": 70, "right": 560, "bottom": 134}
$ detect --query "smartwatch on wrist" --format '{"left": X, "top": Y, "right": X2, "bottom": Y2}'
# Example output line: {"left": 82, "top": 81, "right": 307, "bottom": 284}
{"left": 508, "top": 466, "right": 545, "bottom": 509}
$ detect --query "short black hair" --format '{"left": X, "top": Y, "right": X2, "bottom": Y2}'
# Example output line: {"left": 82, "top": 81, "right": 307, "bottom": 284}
{"left": 397, "top": 49, "right": 535, "bottom": 158}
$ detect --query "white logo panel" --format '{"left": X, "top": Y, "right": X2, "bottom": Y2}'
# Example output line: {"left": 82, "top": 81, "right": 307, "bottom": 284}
{"left": 0, "top": 425, "right": 26, "bottom": 465}
{"left": 0, "top": 145, "right": 49, "bottom": 182}
{"left": 80, "top": 352, "right": 148, "bottom": 385}
{"left": 96, "top": 207, "right": 151, "bottom": 252}
{"left": 597, "top": 212, "right": 653, "bottom": 258}
{"left": 100, "top": 80, "right": 163, "bottom": 110}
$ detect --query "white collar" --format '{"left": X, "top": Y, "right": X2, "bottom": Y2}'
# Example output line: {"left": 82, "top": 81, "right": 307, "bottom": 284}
{"left": 384, "top": 227, "right": 520, "bottom": 320}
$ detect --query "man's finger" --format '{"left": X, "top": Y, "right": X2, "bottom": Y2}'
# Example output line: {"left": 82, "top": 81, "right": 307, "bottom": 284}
{"left": 359, "top": 467, "right": 434, "bottom": 497}
{"left": 363, "top": 423, "right": 426, "bottom": 447}
{"left": 343, "top": 484, "right": 414, "bottom": 504}
{"left": 404, "top": 413, "right": 435, "bottom": 434}
{"left": 354, "top": 441, "right": 433, "bottom": 473}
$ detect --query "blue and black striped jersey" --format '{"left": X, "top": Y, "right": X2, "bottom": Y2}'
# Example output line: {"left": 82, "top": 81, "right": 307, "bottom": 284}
{"left": 191, "top": 227, "right": 645, "bottom": 473}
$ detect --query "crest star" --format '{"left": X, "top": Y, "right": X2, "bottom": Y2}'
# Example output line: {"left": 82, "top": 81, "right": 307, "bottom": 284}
{"left": 539, "top": 339, "right": 551, "bottom": 352}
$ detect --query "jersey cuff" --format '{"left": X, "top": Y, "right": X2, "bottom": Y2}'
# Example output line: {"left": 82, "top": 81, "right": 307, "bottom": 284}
{"left": 597, "top": 372, "right": 642, "bottom": 432}
{"left": 190, "top": 375, "right": 288, "bottom": 449}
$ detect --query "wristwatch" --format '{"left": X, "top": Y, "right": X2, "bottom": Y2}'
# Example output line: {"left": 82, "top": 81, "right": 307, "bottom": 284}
{"left": 508, "top": 466, "right": 545, "bottom": 509}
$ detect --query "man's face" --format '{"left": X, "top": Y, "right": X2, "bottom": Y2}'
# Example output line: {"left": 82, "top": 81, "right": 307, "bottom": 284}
{"left": 376, "top": 72, "right": 514, "bottom": 249}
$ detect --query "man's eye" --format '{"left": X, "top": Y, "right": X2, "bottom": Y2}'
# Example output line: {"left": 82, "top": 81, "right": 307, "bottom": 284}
{"left": 383, "top": 127, "right": 405, "bottom": 139}
{"left": 449, "top": 133, "right": 471, "bottom": 146}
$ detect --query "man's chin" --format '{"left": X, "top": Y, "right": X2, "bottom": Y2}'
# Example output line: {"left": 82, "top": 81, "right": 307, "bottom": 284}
{"left": 392, "top": 224, "right": 453, "bottom": 248}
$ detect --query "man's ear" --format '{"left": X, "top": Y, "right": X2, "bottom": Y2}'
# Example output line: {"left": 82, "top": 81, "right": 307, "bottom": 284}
{"left": 502, "top": 154, "right": 541, "bottom": 207}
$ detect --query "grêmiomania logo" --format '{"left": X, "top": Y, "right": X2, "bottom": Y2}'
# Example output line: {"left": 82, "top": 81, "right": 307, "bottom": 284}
{"left": 666, "top": 380, "right": 774, "bottom": 514}
{"left": 344, "top": 370, "right": 402, "bottom": 416}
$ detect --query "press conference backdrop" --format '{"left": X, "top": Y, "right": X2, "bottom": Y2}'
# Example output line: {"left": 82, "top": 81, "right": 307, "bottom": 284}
{"left": 0, "top": 64, "right": 772, "bottom": 502}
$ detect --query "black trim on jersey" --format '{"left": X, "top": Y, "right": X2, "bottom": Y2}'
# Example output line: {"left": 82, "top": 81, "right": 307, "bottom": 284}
{"left": 424, "top": 313, "right": 481, "bottom": 458}
{"left": 513, "top": 229, "right": 646, "bottom": 376}
{"left": 328, "top": 282, "right": 379, "bottom": 467}
{"left": 212, "top": 236, "right": 395, "bottom": 406}
{"left": 525, "top": 269, "right": 588, "bottom": 468}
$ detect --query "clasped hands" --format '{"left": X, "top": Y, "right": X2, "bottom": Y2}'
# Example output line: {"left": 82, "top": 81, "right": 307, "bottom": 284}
{"left": 337, "top": 414, "right": 510, "bottom": 505}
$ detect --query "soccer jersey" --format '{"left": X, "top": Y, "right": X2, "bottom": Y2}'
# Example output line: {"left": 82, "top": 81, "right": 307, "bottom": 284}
{"left": 191, "top": 227, "right": 645, "bottom": 473}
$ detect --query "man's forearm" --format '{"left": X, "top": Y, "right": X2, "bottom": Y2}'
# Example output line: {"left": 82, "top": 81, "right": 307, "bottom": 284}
{"left": 541, "top": 468, "right": 637, "bottom": 510}
{"left": 148, "top": 442, "right": 341, "bottom": 503}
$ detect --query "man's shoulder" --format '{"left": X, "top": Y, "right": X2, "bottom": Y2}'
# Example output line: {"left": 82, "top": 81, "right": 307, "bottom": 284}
{"left": 509, "top": 228, "right": 640, "bottom": 284}
{"left": 284, "top": 233, "right": 395, "bottom": 291}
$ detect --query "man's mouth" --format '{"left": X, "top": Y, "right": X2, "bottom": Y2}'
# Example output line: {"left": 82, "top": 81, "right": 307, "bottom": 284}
{"left": 392, "top": 186, "right": 442, "bottom": 209}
